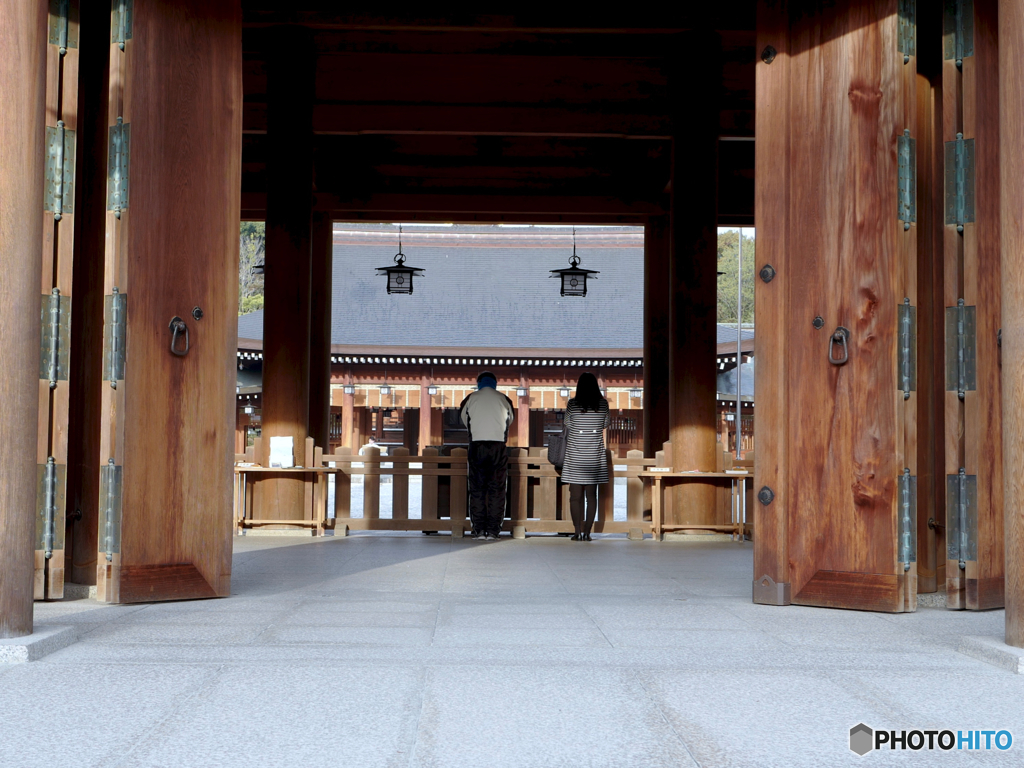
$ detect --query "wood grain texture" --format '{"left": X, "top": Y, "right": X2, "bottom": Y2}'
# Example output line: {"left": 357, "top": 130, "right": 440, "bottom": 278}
{"left": 667, "top": 33, "right": 720, "bottom": 526}
{"left": 963, "top": 0, "right": 1003, "bottom": 611}
{"left": 308, "top": 212, "right": 332, "bottom": 451}
{"left": 105, "top": 0, "right": 241, "bottom": 603}
{"left": 642, "top": 215, "right": 670, "bottom": 456}
{"left": 781, "top": 1, "right": 908, "bottom": 612}
{"left": 795, "top": 570, "right": 901, "bottom": 612}
{"left": 999, "top": 0, "right": 1024, "bottom": 647}
{"left": 118, "top": 564, "right": 217, "bottom": 602}
{"left": 914, "top": 68, "right": 945, "bottom": 595}
{"left": 753, "top": 0, "right": 791, "bottom": 602}
{"left": 255, "top": 26, "right": 315, "bottom": 521}
{"left": 0, "top": 0, "right": 47, "bottom": 636}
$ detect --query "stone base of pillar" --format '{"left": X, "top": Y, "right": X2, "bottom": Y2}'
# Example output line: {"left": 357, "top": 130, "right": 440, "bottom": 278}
{"left": 627, "top": 528, "right": 644, "bottom": 541}
{"left": 512, "top": 525, "right": 526, "bottom": 539}
{"left": 958, "top": 636, "right": 1024, "bottom": 674}
{"left": 0, "top": 626, "right": 77, "bottom": 663}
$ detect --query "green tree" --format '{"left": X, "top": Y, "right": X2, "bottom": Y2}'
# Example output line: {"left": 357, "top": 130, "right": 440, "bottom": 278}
{"left": 717, "top": 229, "right": 756, "bottom": 325}
{"left": 239, "top": 221, "right": 265, "bottom": 315}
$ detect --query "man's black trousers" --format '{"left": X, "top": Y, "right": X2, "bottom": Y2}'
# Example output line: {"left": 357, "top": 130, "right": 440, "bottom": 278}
{"left": 468, "top": 440, "right": 507, "bottom": 535}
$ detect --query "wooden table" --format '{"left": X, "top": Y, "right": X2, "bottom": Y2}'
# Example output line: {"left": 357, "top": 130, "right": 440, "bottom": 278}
{"left": 640, "top": 471, "right": 751, "bottom": 541}
{"left": 234, "top": 465, "right": 335, "bottom": 535}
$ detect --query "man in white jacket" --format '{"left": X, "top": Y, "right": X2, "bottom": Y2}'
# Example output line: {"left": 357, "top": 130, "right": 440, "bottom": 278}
{"left": 459, "top": 371, "right": 515, "bottom": 539}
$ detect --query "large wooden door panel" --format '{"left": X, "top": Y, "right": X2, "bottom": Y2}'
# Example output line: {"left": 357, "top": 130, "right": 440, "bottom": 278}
{"left": 95, "top": 0, "right": 241, "bottom": 603}
{"left": 758, "top": 0, "right": 917, "bottom": 612}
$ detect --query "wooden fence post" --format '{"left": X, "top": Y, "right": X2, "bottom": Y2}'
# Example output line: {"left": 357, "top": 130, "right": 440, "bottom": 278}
{"left": 598, "top": 449, "right": 614, "bottom": 528}
{"left": 363, "top": 446, "right": 380, "bottom": 520}
{"left": 333, "top": 446, "right": 351, "bottom": 535}
{"left": 626, "top": 449, "right": 645, "bottom": 540}
{"left": 450, "top": 447, "right": 467, "bottom": 538}
{"left": 392, "top": 447, "right": 409, "bottom": 520}
{"left": 511, "top": 448, "right": 527, "bottom": 538}
{"left": 538, "top": 448, "right": 557, "bottom": 520}
{"left": 421, "top": 447, "right": 439, "bottom": 527}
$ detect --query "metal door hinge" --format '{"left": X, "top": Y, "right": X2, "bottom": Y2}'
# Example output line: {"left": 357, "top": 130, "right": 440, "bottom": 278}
{"left": 39, "top": 288, "right": 71, "bottom": 388}
{"left": 946, "top": 468, "right": 977, "bottom": 569}
{"left": 945, "top": 300, "right": 976, "bottom": 399}
{"left": 898, "top": 130, "right": 916, "bottom": 229}
{"left": 103, "top": 288, "right": 126, "bottom": 387}
{"left": 945, "top": 133, "right": 975, "bottom": 232}
{"left": 944, "top": 0, "right": 974, "bottom": 68}
{"left": 898, "top": 0, "right": 916, "bottom": 63}
{"left": 111, "top": 0, "right": 133, "bottom": 51}
{"left": 898, "top": 299, "right": 916, "bottom": 399}
{"left": 48, "top": 0, "right": 78, "bottom": 55}
{"left": 107, "top": 117, "right": 130, "bottom": 218}
{"left": 898, "top": 469, "right": 917, "bottom": 571}
{"left": 45, "top": 121, "right": 76, "bottom": 221}
{"left": 99, "top": 459, "right": 122, "bottom": 562}
{"left": 35, "top": 457, "right": 66, "bottom": 559}
{"left": 901, "top": 299, "right": 917, "bottom": 399}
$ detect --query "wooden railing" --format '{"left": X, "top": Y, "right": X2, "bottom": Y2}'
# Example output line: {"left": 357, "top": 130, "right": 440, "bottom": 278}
{"left": 234, "top": 440, "right": 752, "bottom": 540}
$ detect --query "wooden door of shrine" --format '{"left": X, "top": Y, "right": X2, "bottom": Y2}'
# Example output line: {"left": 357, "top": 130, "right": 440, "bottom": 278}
{"left": 93, "top": 0, "right": 241, "bottom": 602}
{"left": 754, "top": 0, "right": 919, "bottom": 612}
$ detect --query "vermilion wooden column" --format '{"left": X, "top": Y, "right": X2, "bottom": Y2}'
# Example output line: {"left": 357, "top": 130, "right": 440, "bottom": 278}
{"left": 257, "top": 27, "right": 314, "bottom": 519}
{"left": 643, "top": 215, "right": 671, "bottom": 457}
{"left": 342, "top": 386, "right": 355, "bottom": 448}
{"left": 667, "top": 33, "right": 721, "bottom": 525}
{"left": 308, "top": 212, "right": 333, "bottom": 452}
{"left": 1000, "top": 0, "right": 1024, "bottom": 648}
{"left": 0, "top": 0, "right": 46, "bottom": 638}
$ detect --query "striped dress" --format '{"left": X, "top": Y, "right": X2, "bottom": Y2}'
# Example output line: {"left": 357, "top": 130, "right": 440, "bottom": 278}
{"left": 560, "top": 398, "right": 611, "bottom": 485}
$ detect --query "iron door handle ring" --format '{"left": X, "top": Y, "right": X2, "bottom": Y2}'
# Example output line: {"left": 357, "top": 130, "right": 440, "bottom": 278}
{"left": 169, "top": 316, "right": 189, "bottom": 356}
{"left": 829, "top": 327, "right": 850, "bottom": 365}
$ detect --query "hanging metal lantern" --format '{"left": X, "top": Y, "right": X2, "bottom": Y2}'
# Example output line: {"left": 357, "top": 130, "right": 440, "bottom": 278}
{"left": 376, "top": 225, "right": 424, "bottom": 294}
{"left": 549, "top": 228, "right": 598, "bottom": 297}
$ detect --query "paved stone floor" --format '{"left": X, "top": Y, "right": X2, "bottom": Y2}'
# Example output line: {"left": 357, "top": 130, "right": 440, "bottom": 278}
{"left": 3, "top": 534, "right": 1024, "bottom": 767}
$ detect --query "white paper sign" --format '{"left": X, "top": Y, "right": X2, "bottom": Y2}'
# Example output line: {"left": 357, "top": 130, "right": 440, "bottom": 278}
{"left": 268, "top": 436, "right": 294, "bottom": 468}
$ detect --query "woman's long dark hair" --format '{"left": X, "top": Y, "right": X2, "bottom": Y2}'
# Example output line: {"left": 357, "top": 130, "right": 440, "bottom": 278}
{"left": 574, "top": 372, "right": 605, "bottom": 412}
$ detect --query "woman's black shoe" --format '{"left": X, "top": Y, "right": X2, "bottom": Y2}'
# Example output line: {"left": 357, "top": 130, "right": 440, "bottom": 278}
{"left": 570, "top": 534, "right": 580, "bottom": 541}
{"left": 583, "top": 533, "right": 592, "bottom": 541}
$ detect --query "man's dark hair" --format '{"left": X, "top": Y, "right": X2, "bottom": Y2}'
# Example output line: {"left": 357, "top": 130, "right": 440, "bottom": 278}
{"left": 574, "top": 372, "right": 604, "bottom": 411}
{"left": 476, "top": 370, "right": 497, "bottom": 385}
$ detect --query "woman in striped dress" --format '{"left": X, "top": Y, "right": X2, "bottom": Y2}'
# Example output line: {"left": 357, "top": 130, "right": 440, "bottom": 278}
{"left": 561, "top": 372, "right": 610, "bottom": 541}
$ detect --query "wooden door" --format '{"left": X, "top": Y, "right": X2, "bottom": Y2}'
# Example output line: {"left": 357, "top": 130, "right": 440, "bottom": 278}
{"left": 34, "top": 0, "right": 81, "bottom": 600}
{"left": 95, "top": 0, "right": 241, "bottom": 603}
{"left": 755, "top": 0, "right": 919, "bottom": 612}
{"left": 939, "top": 0, "right": 1003, "bottom": 611}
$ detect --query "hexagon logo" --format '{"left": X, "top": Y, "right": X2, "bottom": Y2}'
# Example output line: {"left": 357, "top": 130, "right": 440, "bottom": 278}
{"left": 850, "top": 723, "right": 874, "bottom": 756}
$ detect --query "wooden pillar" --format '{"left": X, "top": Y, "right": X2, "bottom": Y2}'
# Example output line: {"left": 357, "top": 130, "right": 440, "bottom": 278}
{"left": 308, "top": 212, "right": 332, "bottom": 452}
{"left": 643, "top": 215, "right": 671, "bottom": 457}
{"left": 0, "top": 0, "right": 46, "bottom": 638}
{"left": 257, "top": 27, "right": 314, "bottom": 518}
{"left": 667, "top": 33, "right": 721, "bottom": 524}
{"left": 66, "top": 0, "right": 112, "bottom": 587}
{"left": 341, "top": 388, "right": 355, "bottom": 448}
{"left": 419, "top": 382, "right": 434, "bottom": 451}
{"left": 1000, "top": 0, "right": 1024, "bottom": 647}
{"left": 95, "top": 0, "right": 241, "bottom": 603}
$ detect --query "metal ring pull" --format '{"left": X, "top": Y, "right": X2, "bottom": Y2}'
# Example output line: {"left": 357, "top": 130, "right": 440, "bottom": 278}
{"left": 828, "top": 326, "right": 850, "bottom": 365}
{"left": 169, "top": 316, "right": 189, "bottom": 356}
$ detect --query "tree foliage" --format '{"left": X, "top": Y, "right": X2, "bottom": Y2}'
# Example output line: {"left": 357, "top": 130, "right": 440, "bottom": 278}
{"left": 239, "top": 221, "right": 265, "bottom": 315}
{"left": 717, "top": 229, "right": 756, "bottom": 324}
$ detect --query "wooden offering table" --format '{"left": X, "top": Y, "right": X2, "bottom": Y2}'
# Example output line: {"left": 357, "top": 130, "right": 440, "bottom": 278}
{"left": 234, "top": 464, "right": 333, "bottom": 536}
{"left": 640, "top": 471, "right": 751, "bottom": 541}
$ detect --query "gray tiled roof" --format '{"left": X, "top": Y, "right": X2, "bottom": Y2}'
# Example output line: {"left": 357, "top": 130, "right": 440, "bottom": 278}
{"left": 715, "top": 325, "right": 755, "bottom": 344}
{"left": 238, "top": 224, "right": 644, "bottom": 349}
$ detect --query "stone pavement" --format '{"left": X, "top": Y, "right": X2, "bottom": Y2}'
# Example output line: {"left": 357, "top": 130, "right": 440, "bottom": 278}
{"left": 3, "top": 534, "right": 1023, "bottom": 768}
